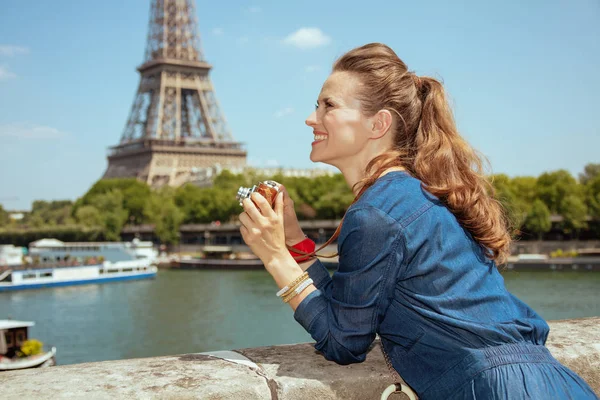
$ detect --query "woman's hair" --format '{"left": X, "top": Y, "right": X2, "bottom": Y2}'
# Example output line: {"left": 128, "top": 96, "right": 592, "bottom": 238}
{"left": 331, "top": 43, "right": 513, "bottom": 265}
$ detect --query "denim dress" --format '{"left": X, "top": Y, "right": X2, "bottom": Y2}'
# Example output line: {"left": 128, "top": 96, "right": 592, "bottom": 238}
{"left": 294, "top": 171, "right": 597, "bottom": 399}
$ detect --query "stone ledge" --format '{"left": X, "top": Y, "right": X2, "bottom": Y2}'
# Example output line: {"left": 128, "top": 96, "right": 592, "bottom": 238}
{"left": 0, "top": 317, "right": 598, "bottom": 399}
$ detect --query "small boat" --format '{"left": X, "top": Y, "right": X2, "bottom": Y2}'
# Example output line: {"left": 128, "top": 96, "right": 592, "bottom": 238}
{"left": 0, "top": 320, "right": 56, "bottom": 371}
{"left": 0, "top": 238, "right": 158, "bottom": 292}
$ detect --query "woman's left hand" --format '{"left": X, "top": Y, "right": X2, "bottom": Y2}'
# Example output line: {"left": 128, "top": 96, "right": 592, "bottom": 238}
{"left": 239, "top": 191, "right": 289, "bottom": 269}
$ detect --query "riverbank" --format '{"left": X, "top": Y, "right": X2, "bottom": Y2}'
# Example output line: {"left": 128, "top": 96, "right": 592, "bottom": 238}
{"left": 1, "top": 317, "right": 598, "bottom": 399}
{"left": 164, "top": 254, "right": 600, "bottom": 271}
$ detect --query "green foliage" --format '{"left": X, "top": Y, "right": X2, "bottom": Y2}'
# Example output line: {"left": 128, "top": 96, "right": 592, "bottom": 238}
{"left": 4, "top": 165, "right": 600, "bottom": 246}
{"left": 491, "top": 174, "right": 527, "bottom": 231}
{"left": 579, "top": 163, "right": 600, "bottom": 185}
{"left": 535, "top": 170, "right": 589, "bottom": 234}
{"left": 17, "top": 339, "right": 43, "bottom": 357}
{"left": 523, "top": 199, "right": 551, "bottom": 239}
{"left": 511, "top": 176, "right": 537, "bottom": 205}
{"left": 277, "top": 174, "right": 353, "bottom": 220}
{"left": 75, "top": 178, "right": 151, "bottom": 225}
{"left": 145, "top": 188, "right": 184, "bottom": 244}
{"left": 21, "top": 200, "right": 75, "bottom": 228}
{"left": 0, "top": 205, "right": 8, "bottom": 227}
{"left": 536, "top": 170, "right": 580, "bottom": 213}
{"left": 560, "top": 195, "right": 588, "bottom": 234}
{"left": 75, "top": 205, "right": 104, "bottom": 228}
{"left": 585, "top": 174, "right": 600, "bottom": 218}
{"left": 87, "top": 190, "right": 129, "bottom": 241}
{"left": 0, "top": 226, "right": 104, "bottom": 247}
{"left": 550, "top": 249, "right": 578, "bottom": 258}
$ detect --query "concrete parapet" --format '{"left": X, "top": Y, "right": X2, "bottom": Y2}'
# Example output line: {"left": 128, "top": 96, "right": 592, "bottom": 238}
{"left": 1, "top": 317, "right": 598, "bottom": 399}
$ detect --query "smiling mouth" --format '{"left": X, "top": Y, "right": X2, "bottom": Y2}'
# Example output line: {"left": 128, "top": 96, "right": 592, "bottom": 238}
{"left": 313, "top": 131, "right": 328, "bottom": 142}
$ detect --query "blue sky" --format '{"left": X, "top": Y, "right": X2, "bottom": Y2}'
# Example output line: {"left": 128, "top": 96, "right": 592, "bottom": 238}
{"left": 0, "top": 0, "right": 599, "bottom": 210}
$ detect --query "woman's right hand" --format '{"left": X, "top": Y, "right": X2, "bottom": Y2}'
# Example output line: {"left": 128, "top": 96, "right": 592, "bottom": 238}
{"left": 277, "top": 184, "right": 306, "bottom": 246}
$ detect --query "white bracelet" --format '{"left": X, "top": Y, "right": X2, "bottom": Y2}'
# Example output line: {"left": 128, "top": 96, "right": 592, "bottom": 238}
{"left": 276, "top": 277, "right": 313, "bottom": 298}
{"left": 276, "top": 285, "right": 289, "bottom": 297}
{"left": 284, "top": 278, "right": 313, "bottom": 300}
{"left": 276, "top": 276, "right": 303, "bottom": 297}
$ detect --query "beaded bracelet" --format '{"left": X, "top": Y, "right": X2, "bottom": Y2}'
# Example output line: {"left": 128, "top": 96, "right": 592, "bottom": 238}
{"left": 282, "top": 278, "right": 314, "bottom": 303}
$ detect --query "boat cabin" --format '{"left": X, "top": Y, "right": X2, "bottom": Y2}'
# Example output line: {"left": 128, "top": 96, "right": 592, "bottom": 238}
{"left": 0, "top": 245, "right": 24, "bottom": 267}
{"left": 28, "top": 238, "right": 158, "bottom": 264}
{"left": 0, "top": 320, "right": 34, "bottom": 358}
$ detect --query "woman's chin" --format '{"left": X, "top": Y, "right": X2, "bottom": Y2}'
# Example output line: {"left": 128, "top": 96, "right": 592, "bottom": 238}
{"left": 310, "top": 153, "right": 335, "bottom": 168}
{"left": 310, "top": 151, "right": 326, "bottom": 164}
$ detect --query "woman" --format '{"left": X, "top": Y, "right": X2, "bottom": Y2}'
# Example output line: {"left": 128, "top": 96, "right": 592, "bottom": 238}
{"left": 237, "top": 43, "right": 597, "bottom": 399}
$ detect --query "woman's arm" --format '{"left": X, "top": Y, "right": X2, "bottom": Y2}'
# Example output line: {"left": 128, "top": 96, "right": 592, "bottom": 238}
{"left": 239, "top": 192, "right": 403, "bottom": 365}
{"left": 287, "top": 206, "right": 405, "bottom": 365}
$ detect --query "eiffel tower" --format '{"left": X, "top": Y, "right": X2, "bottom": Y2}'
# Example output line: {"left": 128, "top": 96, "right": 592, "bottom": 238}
{"left": 103, "top": 0, "right": 247, "bottom": 187}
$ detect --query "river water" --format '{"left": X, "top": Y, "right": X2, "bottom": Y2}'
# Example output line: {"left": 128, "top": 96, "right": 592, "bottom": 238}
{"left": 0, "top": 269, "right": 598, "bottom": 366}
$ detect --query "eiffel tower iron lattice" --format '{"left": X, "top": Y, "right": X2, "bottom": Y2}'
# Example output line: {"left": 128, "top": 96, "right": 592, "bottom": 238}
{"left": 103, "top": 0, "right": 247, "bottom": 187}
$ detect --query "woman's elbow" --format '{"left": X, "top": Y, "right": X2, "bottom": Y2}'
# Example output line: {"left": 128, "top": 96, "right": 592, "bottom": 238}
{"left": 323, "top": 350, "right": 366, "bottom": 365}
{"left": 316, "top": 335, "right": 369, "bottom": 365}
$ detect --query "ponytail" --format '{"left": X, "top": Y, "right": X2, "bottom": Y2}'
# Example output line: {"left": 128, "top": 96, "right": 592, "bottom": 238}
{"left": 411, "top": 77, "right": 513, "bottom": 264}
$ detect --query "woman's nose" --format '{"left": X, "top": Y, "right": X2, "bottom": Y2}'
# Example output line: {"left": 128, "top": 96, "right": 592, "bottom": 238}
{"left": 305, "top": 111, "right": 317, "bottom": 127}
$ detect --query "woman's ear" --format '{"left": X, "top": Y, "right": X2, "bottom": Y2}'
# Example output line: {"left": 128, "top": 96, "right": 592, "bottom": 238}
{"left": 370, "top": 109, "right": 393, "bottom": 139}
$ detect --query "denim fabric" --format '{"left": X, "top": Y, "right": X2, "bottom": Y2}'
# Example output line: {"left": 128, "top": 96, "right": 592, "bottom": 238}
{"left": 294, "top": 171, "right": 597, "bottom": 399}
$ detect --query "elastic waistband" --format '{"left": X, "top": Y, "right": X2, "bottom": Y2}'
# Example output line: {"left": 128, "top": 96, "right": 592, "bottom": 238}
{"left": 422, "top": 343, "right": 558, "bottom": 399}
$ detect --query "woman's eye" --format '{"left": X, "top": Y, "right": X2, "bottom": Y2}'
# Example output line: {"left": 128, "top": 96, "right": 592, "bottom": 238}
{"left": 315, "top": 102, "right": 319, "bottom": 110}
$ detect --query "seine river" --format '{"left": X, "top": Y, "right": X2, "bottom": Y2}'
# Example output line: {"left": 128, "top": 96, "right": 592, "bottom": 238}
{"left": 1, "top": 269, "right": 598, "bottom": 366}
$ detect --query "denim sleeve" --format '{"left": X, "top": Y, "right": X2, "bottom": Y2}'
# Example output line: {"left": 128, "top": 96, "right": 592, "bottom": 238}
{"left": 305, "top": 259, "right": 332, "bottom": 295}
{"left": 293, "top": 206, "right": 404, "bottom": 365}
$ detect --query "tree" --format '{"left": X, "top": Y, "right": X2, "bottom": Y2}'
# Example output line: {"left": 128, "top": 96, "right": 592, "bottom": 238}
{"left": 75, "top": 205, "right": 104, "bottom": 228}
{"left": 490, "top": 174, "right": 526, "bottom": 231}
{"left": 523, "top": 199, "right": 551, "bottom": 240}
{"left": 145, "top": 188, "right": 184, "bottom": 244}
{"left": 23, "top": 200, "right": 75, "bottom": 227}
{"left": 88, "top": 190, "right": 128, "bottom": 241}
{"left": 75, "top": 178, "right": 151, "bottom": 225}
{"left": 0, "top": 205, "right": 9, "bottom": 227}
{"left": 585, "top": 175, "right": 600, "bottom": 218}
{"left": 121, "top": 183, "right": 151, "bottom": 224}
{"left": 212, "top": 169, "right": 248, "bottom": 191}
{"left": 314, "top": 190, "right": 355, "bottom": 219}
{"left": 560, "top": 195, "right": 588, "bottom": 236}
{"left": 511, "top": 176, "right": 537, "bottom": 206}
{"left": 579, "top": 163, "right": 600, "bottom": 185}
{"left": 536, "top": 170, "right": 580, "bottom": 213}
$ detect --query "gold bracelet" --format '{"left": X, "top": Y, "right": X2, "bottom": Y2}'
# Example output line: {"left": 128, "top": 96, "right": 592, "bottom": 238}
{"left": 283, "top": 279, "right": 313, "bottom": 303}
{"left": 281, "top": 273, "right": 310, "bottom": 299}
{"left": 279, "top": 272, "right": 308, "bottom": 296}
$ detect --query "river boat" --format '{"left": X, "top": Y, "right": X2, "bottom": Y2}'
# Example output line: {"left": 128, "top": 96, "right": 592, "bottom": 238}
{"left": 0, "top": 238, "right": 158, "bottom": 292}
{"left": 0, "top": 320, "right": 56, "bottom": 370}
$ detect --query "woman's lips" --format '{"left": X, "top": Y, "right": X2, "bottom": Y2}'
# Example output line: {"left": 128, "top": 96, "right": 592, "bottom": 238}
{"left": 312, "top": 131, "right": 328, "bottom": 146}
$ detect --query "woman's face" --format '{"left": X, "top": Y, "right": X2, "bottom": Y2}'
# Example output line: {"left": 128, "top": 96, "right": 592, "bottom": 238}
{"left": 305, "top": 71, "right": 373, "bottom": 169}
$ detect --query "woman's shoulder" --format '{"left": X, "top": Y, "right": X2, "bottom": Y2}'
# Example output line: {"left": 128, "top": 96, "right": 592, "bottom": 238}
{"left": 353, "top": 171, "right": 443, "bottom": 228}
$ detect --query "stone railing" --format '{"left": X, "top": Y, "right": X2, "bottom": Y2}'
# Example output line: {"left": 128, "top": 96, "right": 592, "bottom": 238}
{"left": 1, "top": 317, "right": 598, "bottom": 399}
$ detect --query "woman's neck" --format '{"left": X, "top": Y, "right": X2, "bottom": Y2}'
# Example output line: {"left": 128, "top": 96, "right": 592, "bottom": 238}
{"left": 340, "top": 165, "right": 406, "bottom": 196}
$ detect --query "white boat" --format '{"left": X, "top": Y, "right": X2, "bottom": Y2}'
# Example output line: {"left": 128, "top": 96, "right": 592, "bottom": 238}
{"left": 0, "top": 239, "right": 158, "bottom": 292}
{"left": 0, "top": 320, "right": 56, "bottom": 370}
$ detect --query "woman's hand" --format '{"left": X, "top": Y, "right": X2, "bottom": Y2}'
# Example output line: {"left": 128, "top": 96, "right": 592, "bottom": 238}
{"left": 239, "top": 191, "right": 289, "bottom": 269}
{"left": 277, "top": 184, "right": 306, "bottom": 246}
